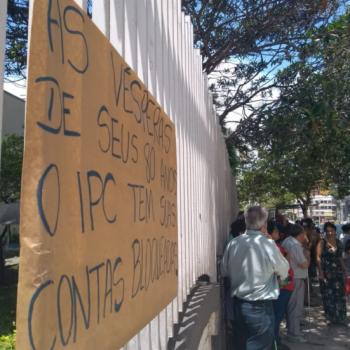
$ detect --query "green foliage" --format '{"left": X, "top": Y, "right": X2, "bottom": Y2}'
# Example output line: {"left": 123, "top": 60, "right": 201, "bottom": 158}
{"left": 226, "top": 140, "right": 239, "bottom": 176}
{"left": 6, "top": 0, "right": 28, "bottom": 79}
{"left": 0, "top": 267, "right": 17, "bottom": 350}
{"left": 0, "top": 134, "right": 24, "bottom": 203}
{"left": 0, "top": 332, "right": 16, "bottom": 350}
{"left": 238, "top": 159, "right": 297, "bottom": 208}
{"left": 236, "top": 11, "right": 350, "bottom": 213}
{"left": 183, "top": 0, "right": 346, "bottom": 127}
{"left": 183, "top": 1, "right": 349, "bottom": 176}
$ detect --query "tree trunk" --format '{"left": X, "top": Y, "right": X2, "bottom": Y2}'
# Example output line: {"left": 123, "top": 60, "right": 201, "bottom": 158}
{"left": 301, "top": 205, "right": 308, "bottom": 218}
{"left": 275, "top": 207, "right": 280, "bottom": 217}
{"left": 297, "top": 196, "right": 311, "bottom": 218}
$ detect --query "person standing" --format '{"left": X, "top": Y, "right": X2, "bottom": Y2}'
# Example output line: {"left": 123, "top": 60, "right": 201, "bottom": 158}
{"left": 301, "top": 218, "right": 320, "bottom": 277}
{"left": 223, "top": 217, "right": 246, "bottom": 349}
{"left": 221, "top": 206, "right": 289, "bottom": 350}
{"left": 340, "top": 223, "right": 350, "bottom": 249}
{"left": 267, "top": 220, "right": 294, "bottom": 350}
{"left": 316, "top": 222, "right": 347, "bottom": 325}
{"left": 282, "top": 224, "right": 309, "bottom": 343}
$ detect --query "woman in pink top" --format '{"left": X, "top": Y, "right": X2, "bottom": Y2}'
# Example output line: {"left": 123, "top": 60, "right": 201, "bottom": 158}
{"left": 268, "top": 220, "right": 294, "bottom": 350}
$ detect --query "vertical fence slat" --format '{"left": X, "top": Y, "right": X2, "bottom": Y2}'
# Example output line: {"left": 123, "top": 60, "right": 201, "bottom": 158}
{"left": 110, "top": 0, "right": 125, "bottom": 56}
{"left": 160, "top": 1, "right": 170, "bottom": 346}
{"left": 20, "top": 1, "right": 237, "bottom": 348}
{"left": 183, "top": 14, "right": 190, "bottom": 298}
{"left": 167, "top": 0, "right": 176, "bottom": 333}
{"left": 146, "top": 0, "right": 156, "bottom": 95}
{"left": 149, "top": 1, "right": 163, "bottom": 348}
{"left": 171, "top": 0, "right": 181, "bottom": 326}
{"left": 184, "top": 15, "right": 193, "bottom": 293}
{"left": 189, "top": 20, "right": 196, "bottom": 284}
{"left": 136, "top": 0, "right": 147, "bottom": 83}
{"left": 74, "top": 0, "right": 88, "bottom": 11}
{"left": 194, "top": 49, "right": 200, "bottom": 281}
{"left": 124, "top": 0, "right": 137, "bottom": 71}
{"left": 135, "top": 3, "right": 149, "bottom": 349}
{"left": 92, "top": 0, "right": 110, "bottom": 39}
{"left": 155, "top": 0, "right": 164, "bottom": 107}
{"left": 175, "top": 6, "right": 184, "bottom": 316}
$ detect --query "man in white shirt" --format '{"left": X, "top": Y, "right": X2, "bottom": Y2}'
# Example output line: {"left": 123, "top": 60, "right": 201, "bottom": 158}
{"left": 282, "top": 224, "right": 309, "bottom": 343}
{"left": 221, "top": 206, "right": 289, "bottom": 350}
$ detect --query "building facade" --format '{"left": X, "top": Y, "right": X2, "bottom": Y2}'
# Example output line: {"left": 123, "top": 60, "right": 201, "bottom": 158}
{"left": 285, "top": 194, "right": 338, "bottom": 224}
{"left": 2, "top": 90, "right": 25, "bottom": 137}
{"left": 310, "top": 195, "right": 337, "bottom": 224}
{"left": 337, "top": 196, "right": 350, "bottom": 223}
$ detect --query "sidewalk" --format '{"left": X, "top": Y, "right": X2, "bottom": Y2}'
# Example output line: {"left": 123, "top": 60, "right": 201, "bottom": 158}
{"left": 281, "top": 304, "right": 350, "bottom": 350}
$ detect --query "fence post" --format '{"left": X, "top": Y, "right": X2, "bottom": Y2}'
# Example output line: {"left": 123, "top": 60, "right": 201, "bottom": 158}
{"left": 74, "top": 0, "right": 88, "bottom": 11}
{"left": 92, "top": 0, "right": 110, "bottom": 39}
{"left": 0, "top": 0, "right": 8, "bottom": 171}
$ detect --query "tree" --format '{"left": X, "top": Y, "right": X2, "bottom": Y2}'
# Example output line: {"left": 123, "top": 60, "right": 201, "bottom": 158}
{"left": 304, "top": 12, "right": 350, "bottom": 196}
{"left": 6, "top": 1, "right": 347, "bottom": 116}
{"left": 182, "top": 0, "right": 348, "bottom": 129}
{"left": 5, "top": 0, "right": 28, "bottom": 80}
{"left": 0, "top": 134, "right": 24, "bottom": 203}
{"left": 236, "top": 12, "right": 350, "bottom": 215}
{"left": 237, "top": 158, "right": 296, "bottom": 209}
{"left": 5, "top": 0, "right": 93, "bottom": 80}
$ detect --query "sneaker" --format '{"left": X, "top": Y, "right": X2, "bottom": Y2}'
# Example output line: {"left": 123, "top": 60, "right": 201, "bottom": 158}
{"left": 286, "top": 334, "right": 307, "bottom": 343}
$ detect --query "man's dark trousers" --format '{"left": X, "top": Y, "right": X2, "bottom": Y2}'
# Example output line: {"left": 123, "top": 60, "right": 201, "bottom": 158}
{"left": 233, "top": 297, "right": 275, "bottom": 350}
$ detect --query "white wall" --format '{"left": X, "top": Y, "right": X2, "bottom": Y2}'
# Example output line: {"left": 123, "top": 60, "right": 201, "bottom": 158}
{"left": 0, "top": 0, "right": 238, "bottom": 348}
{"left": 89, "top": 2, "right": 237, "bottom": 348}
{"left": 2, "top": 91, "right": 25, "bottom": 137}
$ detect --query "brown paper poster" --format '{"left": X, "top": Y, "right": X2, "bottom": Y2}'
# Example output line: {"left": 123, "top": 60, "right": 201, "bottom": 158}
{"left": 16, "top": 0, "right": 178, "bottom": 348}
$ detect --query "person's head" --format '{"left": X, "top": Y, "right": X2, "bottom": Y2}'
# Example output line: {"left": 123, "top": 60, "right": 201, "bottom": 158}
{"left": 237, "top": 210, "right": 245, "bottom": 219}
{"left": 230, "top": 218, "right": 246, "bottom": 238}
{"left": 324, "top": 222, "right": 336, "bottom": 239}
{"left": 244, "top": 206, "right": 268, "bottom": 231}
{"left": 289, "top": 224, "right": 306, "bottom": 243}
{"left": 301, "top": 218, "right": 314, "bottom": 233}
{"left": 342, "top": 223, "right": 350, "bottom": 235}
{"left": 275, "top": 213, "right": 287, "bottom": 226}
{"left": 267, "top": 220, "right": 280, "bottom": 241}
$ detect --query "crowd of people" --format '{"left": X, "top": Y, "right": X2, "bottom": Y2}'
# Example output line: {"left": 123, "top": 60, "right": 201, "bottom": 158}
{"left": 221, "top": 206, "right": 350, "bottom": 350}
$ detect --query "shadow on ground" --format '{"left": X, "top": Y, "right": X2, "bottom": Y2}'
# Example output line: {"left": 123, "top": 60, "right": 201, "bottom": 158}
{"left": 281, "top": 303, "right": 350, "bottom": 349}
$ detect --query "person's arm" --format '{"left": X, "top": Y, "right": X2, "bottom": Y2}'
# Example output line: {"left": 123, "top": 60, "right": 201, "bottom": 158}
{"left": 304, "top": 232, "right": 311, "bottom": 249}
{"left": 298, "top": 260, "right": 309, "bottom": 269}
{"left": 316, "top": 240, "right": 325, "bottom": 280}
{"left": 337, "top": 241, "right": 347, "bottom": 276}
{"left": 292, "top": 244, "right": 309, "bottom": 269}
{"left": 300, "top": 247, "right": 310, "bottom": 269}
{"left": 339, "top": 258, "right": 347, "bottom": 276}
{"left": 220, "top": 242, "right": 231, "bottom": 277}
{"left": 271, "top": 243, "right": 289, "bottom": 280}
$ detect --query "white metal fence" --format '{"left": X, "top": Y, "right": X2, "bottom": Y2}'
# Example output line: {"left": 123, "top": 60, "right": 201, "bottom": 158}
{"left": 0, "top": 0, "right": 237, "bottom": 348}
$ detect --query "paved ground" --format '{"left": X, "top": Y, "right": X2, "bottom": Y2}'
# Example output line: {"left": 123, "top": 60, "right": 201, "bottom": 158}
{"left": 281, "top": 303, "right": 350, "bottom": 350}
